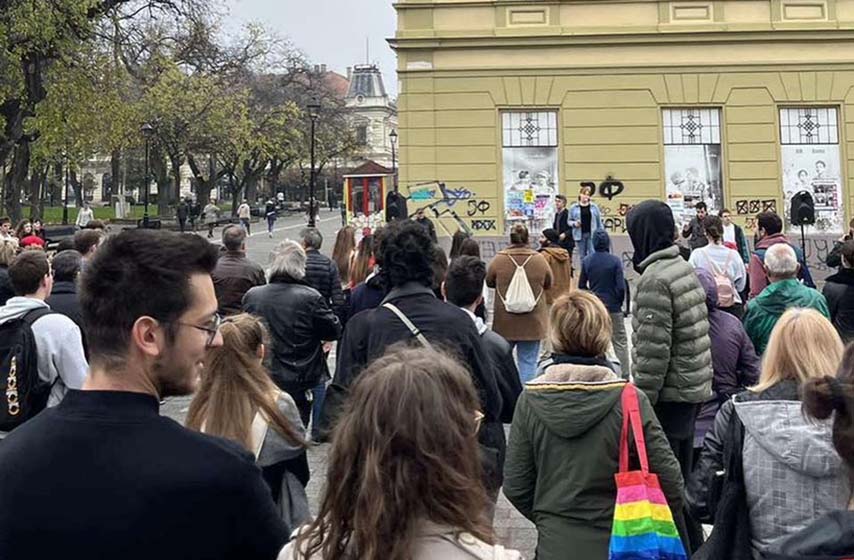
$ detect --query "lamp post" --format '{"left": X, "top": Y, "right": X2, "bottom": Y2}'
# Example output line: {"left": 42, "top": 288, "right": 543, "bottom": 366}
{"left": 140, "top": 123, "right": 154, "bottom": 228}
{"left": 62, "top": 152, "right": 70, "bottom": 225}
{"left": 307, "top": 99, "right": 320, "bottom": 228}
{"left": 389, "top": 129, "right": 398, "bottom": 193}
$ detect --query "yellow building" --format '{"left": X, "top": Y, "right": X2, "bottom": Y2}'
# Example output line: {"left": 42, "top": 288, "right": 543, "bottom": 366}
{"left": 391, "top": 0, "right": 853, "bottom": 271}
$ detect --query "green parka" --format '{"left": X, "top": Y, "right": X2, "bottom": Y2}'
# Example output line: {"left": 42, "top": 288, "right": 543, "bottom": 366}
{"left": 631, "top": 245, "right": 713, "bottom": 405}
{"left": 503, "top": 364, "right": 686, "bottom": 560}
{"left": 743, "top": 278, "right": 830, "bottom": 355}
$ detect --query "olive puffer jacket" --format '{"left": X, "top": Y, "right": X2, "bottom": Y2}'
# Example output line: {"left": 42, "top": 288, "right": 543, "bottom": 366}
{"left": 631, "top": 245, "right": 713, "bottom": 405}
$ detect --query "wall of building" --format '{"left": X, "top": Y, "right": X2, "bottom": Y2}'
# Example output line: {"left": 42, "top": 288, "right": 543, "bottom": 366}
{"left": 393, "top": 0, "right": 854, "bottom": 278}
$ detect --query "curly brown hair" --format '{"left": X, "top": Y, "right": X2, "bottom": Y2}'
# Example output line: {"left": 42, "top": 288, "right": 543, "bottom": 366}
{"left": 295, "top": 346, "right": 493, "bottom": 560}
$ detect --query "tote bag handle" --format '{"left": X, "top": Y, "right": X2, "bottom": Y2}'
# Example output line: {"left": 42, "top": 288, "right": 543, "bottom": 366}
{"left": 618, "top": 383, "right": 649, "bottom": 474}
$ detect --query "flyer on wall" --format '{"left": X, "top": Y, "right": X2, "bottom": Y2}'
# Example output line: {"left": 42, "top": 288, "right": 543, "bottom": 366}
{"left": 503, "top": 147, "right": 558, "bottom": 235}
{"left": 664, "top": 144, "right": 723, "bottom": 227}
{"left": 781, "top": 145, "right": 843, "bottom": 234}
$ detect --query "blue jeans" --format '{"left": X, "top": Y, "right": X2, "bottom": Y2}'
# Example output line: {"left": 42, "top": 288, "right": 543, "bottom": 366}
{"left": 509, "top": 340, "right": 541, "bottom": 384}
{"left": 310, "top": 381, "right": 326, "bottom": 439}
{"left": 578, "top": 232, "right": 594, "bottom": 261}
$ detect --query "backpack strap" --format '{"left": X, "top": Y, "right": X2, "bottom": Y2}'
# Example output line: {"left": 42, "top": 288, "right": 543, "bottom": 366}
{"left": 22, "top": 307, "right": 53, "bottom": 328}
{"left": 382, "top": 303, "right": 434, "bottom": 350}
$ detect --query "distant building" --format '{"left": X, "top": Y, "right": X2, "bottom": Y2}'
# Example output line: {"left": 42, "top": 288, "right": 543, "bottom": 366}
{"left": 346, "top": 64, "right": 398, "bottom": 169}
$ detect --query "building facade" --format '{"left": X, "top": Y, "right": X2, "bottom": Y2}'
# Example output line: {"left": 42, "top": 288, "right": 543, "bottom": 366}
{"left": 392, "top": 0, "right": 854, "bottom": 274}
{"left": 346, "top": 64, "right": 399, "bottom": 169}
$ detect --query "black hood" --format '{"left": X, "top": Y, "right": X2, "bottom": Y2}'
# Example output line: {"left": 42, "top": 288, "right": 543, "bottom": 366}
{"left": 627, "top": 200, "right": 676, "bottom": 271}
{"left": 826, "top": 268, "right": 854, "bottom": 287}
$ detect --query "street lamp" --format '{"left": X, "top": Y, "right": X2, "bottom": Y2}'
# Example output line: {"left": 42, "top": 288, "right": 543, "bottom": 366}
{"left": 140, "top": 122, "right": 155, "bottom": 228}
{"left": 307, "top": 99, "right": 321, "bottom": 228}
{"left": 62, "top": 152, "right": 70, "bottom": 225}
{"left": 389, "top": 129, "right": 398, "bottom": 193}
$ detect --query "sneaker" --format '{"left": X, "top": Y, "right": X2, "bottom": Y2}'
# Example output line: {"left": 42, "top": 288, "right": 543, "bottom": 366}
{"left": 268, "top": 232, "right": 273, "bottom": 238}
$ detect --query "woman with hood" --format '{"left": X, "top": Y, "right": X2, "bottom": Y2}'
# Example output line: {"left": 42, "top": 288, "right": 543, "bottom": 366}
{"left": 689, "top": 309, "right": 850, "bottom": 557}
{"left": 504, "top": 290, "right": 687, "bottom": 559}
{"left": 538, "top": 228, "right": 572, "bottom": 305}
{"left": 691, "top": 267, "right": 761, "bottom": 452}
{"left": 764, "top": 345, "right": 854, "bottom": 559}
{"left": 186, "top": 313, "right": 310, "bottom": 530}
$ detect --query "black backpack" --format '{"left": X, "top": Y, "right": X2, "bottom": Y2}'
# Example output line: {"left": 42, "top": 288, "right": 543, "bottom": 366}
{"left": 0, "top": 308, "right": 55, "bottom": 432}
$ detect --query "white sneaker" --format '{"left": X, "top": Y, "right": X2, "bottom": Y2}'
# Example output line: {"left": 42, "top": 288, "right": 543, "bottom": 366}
{"left": 268, "top": 232, "right": 272, "bottom": 238}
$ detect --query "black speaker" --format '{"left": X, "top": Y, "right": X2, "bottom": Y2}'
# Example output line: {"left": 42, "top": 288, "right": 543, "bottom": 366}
{"left": 790, "top": 191, "right": 815, "bottom": 226}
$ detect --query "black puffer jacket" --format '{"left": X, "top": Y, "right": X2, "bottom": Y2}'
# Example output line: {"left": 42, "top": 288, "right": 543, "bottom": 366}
{"left": 303, "top": 250, "right": 346, "bottom": 322}
{"left": 243, "top": 276, "right": 342, "bottom": 390}
{"left": 0, "top": 266, "right": 13, "bottom": 306}
{"left": 823, "top": 268, "right": 854, "bottom": 343}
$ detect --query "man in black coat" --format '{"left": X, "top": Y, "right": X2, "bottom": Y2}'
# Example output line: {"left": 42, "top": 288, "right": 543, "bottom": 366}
{"left": 0, "top": 230, "right": 288, "bottom": 560}
{"left": 243, "top": 240, "right": 342, "bottom": 427}
{"left": 45, "top": 249, "right": 85, "bottom": 331}
{"left": 299, "top": 227, "right": 346, "bottom": 322}
{"left": 553, "top": 194, "right": 575, "bottom": 264}
{"left": 443, "top": 255, "right": 521, "bottom": 427}
{"left": 212, "top": 226, "right": 266, "bottom": 316}
{"left": 823, "top": 239, "right": 854, "bottom": 343}
{"left": 176, "top": 198, "right": 189, "bottom": 233}
{"left": 324, "top": 220, "right": 505, "bottom": 497}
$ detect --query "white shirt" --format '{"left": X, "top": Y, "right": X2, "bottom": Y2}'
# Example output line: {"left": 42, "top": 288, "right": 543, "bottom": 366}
{"left": 688, "top": 243, "right": 747, "bottom": 303}
{"left": 238, "top": 204, "right": 251, "bottom": 219}
{"left": 723, "top": 223, "right": 736, "bottom": 246}
{"left": 76, "top": 207, "right": 93, "bottom": 228}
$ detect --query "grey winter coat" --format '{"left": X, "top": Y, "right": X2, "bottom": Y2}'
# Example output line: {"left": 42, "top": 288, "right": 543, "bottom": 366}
{"left": 631, "top": 245, "right": 713, "bottom": 405}
{"left": 689, "top": 381, "right": 851, "bottom": 556}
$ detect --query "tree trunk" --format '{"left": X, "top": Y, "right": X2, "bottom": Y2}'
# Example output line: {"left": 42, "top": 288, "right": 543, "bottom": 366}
{"left": 3, "top": 141, "right": 29, "bottom": 223}
{"left": 28, "top": 165, "right": 46, "bottom": 219}
{"left": 69, "top": 170, "right": 83, "bottom": 207}
{"left": 111, "top": 149, "right": 121, "bottom": 200}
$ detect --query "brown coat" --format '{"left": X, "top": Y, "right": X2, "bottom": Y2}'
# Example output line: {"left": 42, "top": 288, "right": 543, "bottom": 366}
{"left": 540, "top": 246, "right": 572, "bottom": 304}
{"left": 486, "top": 246, "right": 553, "bottom": 341}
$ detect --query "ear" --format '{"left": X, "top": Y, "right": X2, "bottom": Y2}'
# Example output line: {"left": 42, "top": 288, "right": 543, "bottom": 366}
{"left": 130, "top": 316, "right": 168, "bottom": 359}
{"left": 475, "top": 294, "right": 484, "bottom": 307}
{"left": 256, "top": 343, "right": 265, "bottom": 361}
{"left": 440, "top": 281, "right": 447, "bottom": 301}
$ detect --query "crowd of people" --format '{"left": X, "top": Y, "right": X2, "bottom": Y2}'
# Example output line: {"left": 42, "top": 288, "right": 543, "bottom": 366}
{"left": 0, "top": 188, "right": 853, "bottom": 560}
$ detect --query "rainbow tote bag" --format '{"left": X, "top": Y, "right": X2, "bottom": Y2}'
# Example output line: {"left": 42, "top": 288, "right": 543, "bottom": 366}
{"left": 608, "top": 383, "right": 688, "bottom": 560}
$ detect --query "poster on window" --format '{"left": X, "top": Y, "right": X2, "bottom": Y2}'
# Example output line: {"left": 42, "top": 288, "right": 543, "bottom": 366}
{"left": 664, "top": 144, "right": 723, "bottom": 227}
{"left": 781, "top": 145, "right": 843, "bottom": 234}
{"left": 502, "top": 147, "right": 558, "bottom": 235}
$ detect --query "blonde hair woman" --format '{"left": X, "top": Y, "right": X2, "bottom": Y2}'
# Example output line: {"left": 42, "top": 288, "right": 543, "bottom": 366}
{"left": 186, "top": 313, "right": 310, "bottom": 527}
{"left": 504, "top": 291, "right": 686, "bottom": 558}
{"left": 689, "top": 308, "right": 850, "bottom": 556}
{"left": 0, "top": 238, "right": 16, "bottom": 305}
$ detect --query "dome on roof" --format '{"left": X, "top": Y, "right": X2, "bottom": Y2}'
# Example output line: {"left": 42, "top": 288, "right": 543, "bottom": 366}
{"left": 346, "top": 65, "right": 387, "bottom": 99}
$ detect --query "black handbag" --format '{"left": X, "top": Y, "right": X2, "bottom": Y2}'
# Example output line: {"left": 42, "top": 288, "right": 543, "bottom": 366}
{"left": 693, "top": 411, "right": 753, "bottom": 560}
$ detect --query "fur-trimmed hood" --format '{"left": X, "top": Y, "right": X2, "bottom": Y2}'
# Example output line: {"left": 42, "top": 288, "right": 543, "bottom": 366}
{"left": 524, "top": 363, "right": 626, "bottom": 439}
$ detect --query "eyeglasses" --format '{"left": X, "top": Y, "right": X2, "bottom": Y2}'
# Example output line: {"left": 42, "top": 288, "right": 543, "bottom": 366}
{"left": 473, "top": 410, "right": 485, "bottom": 434}
{"left": 176, "top": 313, "right": 222, "bottom": 347}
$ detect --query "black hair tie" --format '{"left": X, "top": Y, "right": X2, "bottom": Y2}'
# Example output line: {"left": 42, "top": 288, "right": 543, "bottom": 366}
{"left": 827, "top": 377, "right": 848, "bottom": 414}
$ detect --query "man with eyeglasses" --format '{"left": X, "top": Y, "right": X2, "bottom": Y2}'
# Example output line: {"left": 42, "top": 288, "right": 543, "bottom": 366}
{"left": 0, "top": 230, "right": 289, "bottom": 560}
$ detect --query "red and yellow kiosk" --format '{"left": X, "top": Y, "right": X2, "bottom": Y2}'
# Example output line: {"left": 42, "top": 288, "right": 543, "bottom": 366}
{"left": 343, "top": 161, "right": 393, "bottom": 226}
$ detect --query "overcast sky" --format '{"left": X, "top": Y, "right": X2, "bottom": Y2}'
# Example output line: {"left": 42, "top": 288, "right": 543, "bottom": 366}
{"left": 224, "top": 0, "right": 398, "bottom": 96}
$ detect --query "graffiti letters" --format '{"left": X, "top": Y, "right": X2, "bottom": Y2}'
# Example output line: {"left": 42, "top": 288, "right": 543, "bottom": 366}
{"left": 466, "top": 200, "right": 491, "bottom": 217}
{"left": 599, "top": 176, "right": 625, "bottom": 201}
{"left": 736, "top": 199, "right": 777, "bottom": 215}
{"left": 471, "top": 219, "right": 497, "bottom": 232}
{"left": 603, "top": 217, "right": 627, "bottom": 234}
{"left": 618, "top": 203, "right": 633, "bottom": 217}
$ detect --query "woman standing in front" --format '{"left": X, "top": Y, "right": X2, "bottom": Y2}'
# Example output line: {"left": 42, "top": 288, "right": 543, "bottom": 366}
{"left": 568, "top": 186, "right": 604, "bottom": 262}
{"left": 280, "top": 347, "right": 522, "bottom": 560}
{"left": 504, "top": 291, "right": 686, "bottom": 559}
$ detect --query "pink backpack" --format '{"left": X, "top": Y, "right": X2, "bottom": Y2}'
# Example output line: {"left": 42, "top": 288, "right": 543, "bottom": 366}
{"left": 708, "top": 250, "right": 736, "bottom": 308}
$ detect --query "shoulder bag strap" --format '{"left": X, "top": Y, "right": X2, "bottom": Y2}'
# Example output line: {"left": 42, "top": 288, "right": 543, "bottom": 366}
{"left": 618, "top": 383, "right": 649, "bottom": 474}
{"left": 382, "top": 303, "right": 434, "bottom": 350}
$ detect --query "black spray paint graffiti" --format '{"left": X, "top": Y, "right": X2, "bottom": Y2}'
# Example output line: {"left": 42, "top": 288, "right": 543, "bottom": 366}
{"left": 467, "top": 200, "right": 491, "bottom": 217}
{"left": 471, "top": 219, "right": 497, "bottom": 231}
{"left": 735, "top": 199, "right": 777, "bottom": 215}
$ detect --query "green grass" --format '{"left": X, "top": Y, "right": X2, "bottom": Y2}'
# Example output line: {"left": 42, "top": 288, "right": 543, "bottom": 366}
{"left": 33, "top": 206, "right": 161, "bottom": 225}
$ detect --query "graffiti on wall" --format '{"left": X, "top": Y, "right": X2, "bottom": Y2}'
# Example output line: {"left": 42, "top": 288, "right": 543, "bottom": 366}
{"left": 735, "top": 199, "right": 778, "bottom": 216}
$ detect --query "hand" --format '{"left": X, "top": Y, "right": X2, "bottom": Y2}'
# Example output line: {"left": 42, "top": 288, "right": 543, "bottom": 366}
{"left": 559, "top": 233, "right": 566, "bottom": 241}
{"left": 322, "top": 341, "right": 333, "bottom": 353}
